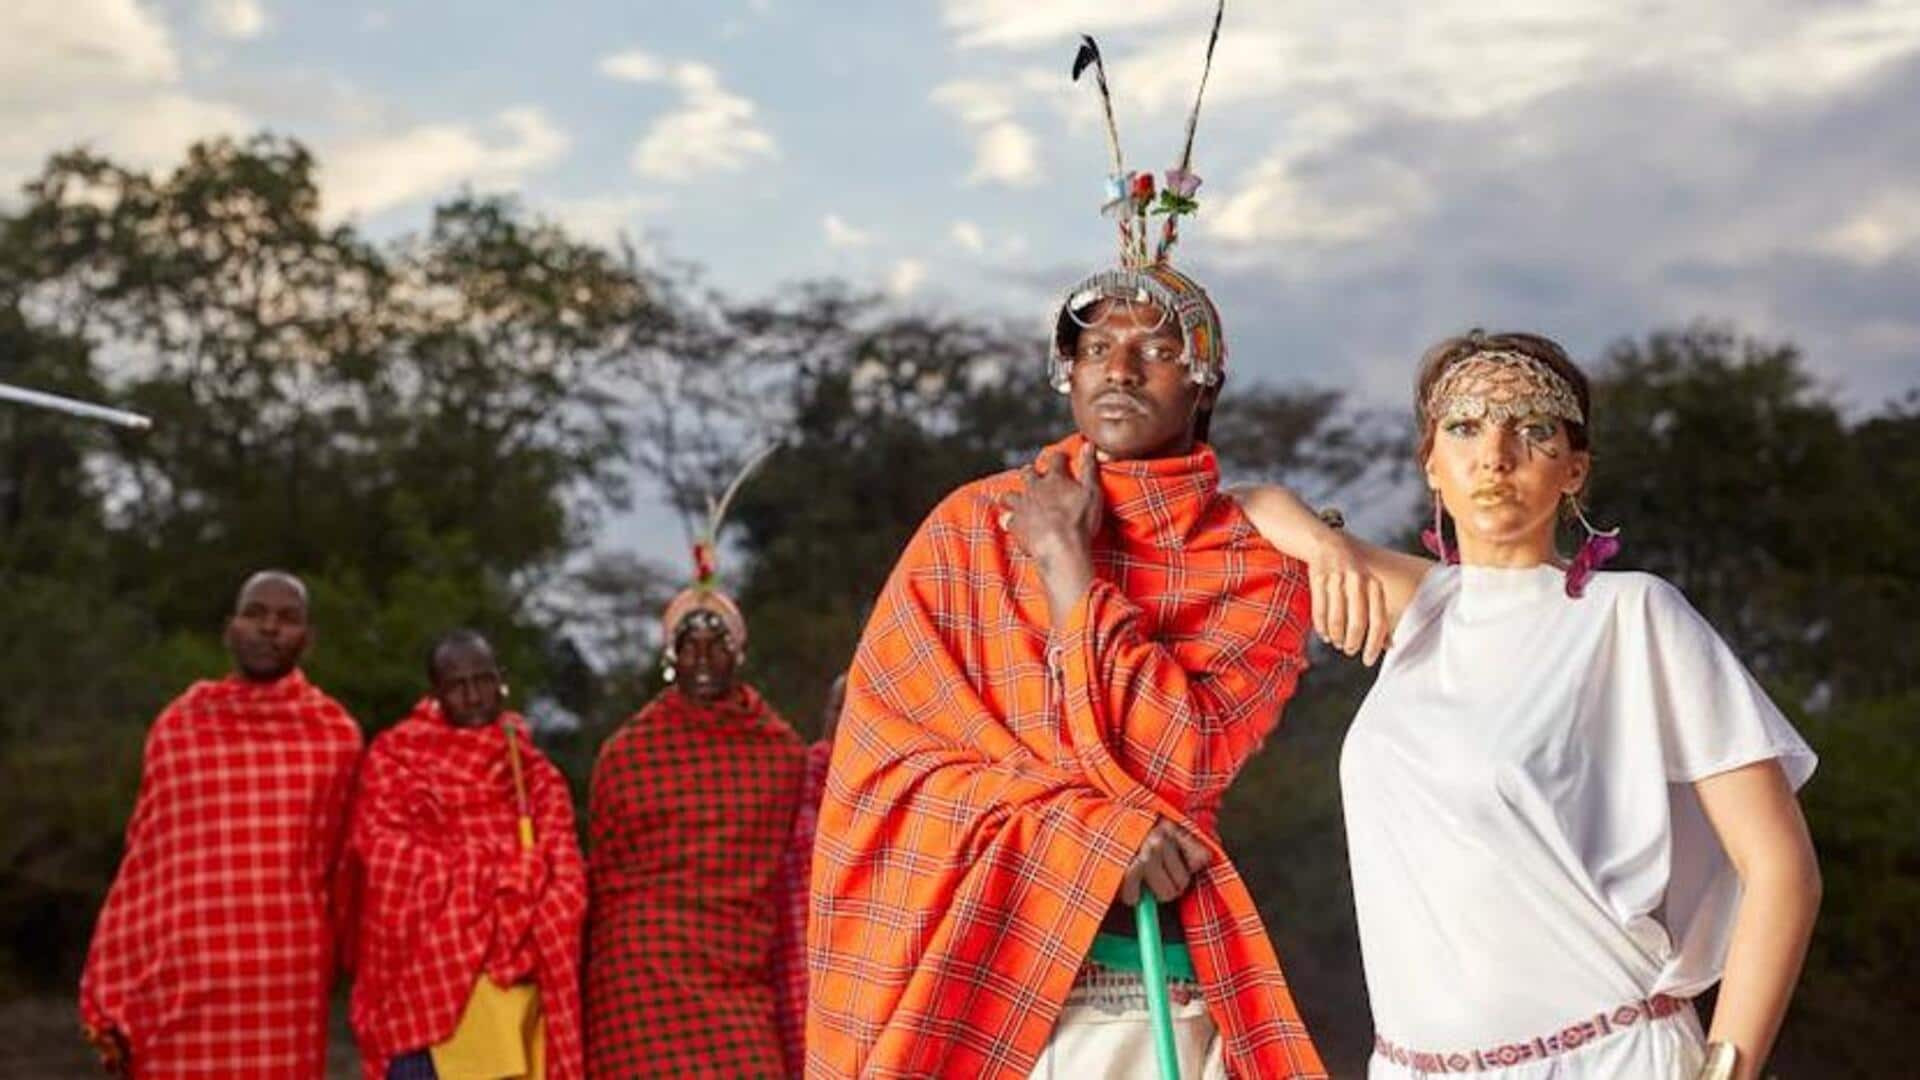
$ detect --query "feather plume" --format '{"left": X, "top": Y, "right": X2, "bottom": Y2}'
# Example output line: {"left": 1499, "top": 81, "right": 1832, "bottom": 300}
{"left": 1174, "top": 0, "right": 1226, "bottom": 175}
{"left": 688, "top": 442, "right": 779, "bottom": 587}
{"left": 705, "top": 443, "right": 778, "bottom": 549}
{"left": 1071, "top": 34, "right": 1126, "bottom": 177}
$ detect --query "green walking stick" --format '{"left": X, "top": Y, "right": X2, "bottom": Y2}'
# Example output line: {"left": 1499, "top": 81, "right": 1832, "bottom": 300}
{"left": 1136, "top": 894, "right": 1181, "bottom": 1079}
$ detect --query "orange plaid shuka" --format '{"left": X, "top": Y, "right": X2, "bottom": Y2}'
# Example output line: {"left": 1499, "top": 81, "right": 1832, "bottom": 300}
{"left": 807, "top": 435, "right": 1327, "bottom": 1079}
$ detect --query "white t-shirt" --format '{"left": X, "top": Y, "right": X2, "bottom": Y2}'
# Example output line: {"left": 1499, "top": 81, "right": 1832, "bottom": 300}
{"left": 1342, "top": 564, "right": 1815, "bottom": 1076}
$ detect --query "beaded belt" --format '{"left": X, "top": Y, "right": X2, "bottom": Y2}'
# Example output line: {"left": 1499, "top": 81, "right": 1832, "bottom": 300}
{"left": 1373, "top": 994, "right": 1690, "bottom": 1073}
{"left": 1065, "top": 962, "right": 1202, "bottom": 1015}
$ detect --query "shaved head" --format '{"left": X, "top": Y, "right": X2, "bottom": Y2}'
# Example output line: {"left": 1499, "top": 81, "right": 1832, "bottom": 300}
{"left": 427, "top": 628, "right": 504, "bottom": 728}
{"left": 225, "top": 570, "right": 311, "bottom": 682}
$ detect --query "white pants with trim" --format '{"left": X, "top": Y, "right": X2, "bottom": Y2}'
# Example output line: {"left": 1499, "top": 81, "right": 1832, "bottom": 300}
{"left": 1027, "top": 991, "right": 1227, "bottom": 1079}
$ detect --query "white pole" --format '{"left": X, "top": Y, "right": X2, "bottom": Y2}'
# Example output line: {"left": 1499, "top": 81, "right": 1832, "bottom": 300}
{"left": 0, "top": 383, "right": 152, "bottom": 430}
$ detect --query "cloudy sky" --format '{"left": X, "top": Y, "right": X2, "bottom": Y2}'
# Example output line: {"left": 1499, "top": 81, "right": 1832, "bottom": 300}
{"left": 8, "top": 0, "right": 1919, "bottom": 559}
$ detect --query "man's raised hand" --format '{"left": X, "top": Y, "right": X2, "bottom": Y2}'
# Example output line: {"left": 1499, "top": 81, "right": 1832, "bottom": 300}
{"left": 998, "top": 442, "right": 1103, "bottom": 564}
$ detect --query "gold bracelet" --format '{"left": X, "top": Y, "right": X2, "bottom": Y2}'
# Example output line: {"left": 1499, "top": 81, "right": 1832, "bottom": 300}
{"left": 1696, "top": 1041, "right": 1738, "bottom": 1080}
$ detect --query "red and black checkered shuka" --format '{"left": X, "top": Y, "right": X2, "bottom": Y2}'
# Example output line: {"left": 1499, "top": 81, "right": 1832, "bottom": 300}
{"left": 807, "top": 434, "right": 1328, "bottom": 1079}
{"left": 80, "top": 670, "right": 363, "bottom": 1078}
{"left": 771, "top": 738, "right": 833, "bottom": 1076}
{"left": 585, "top": 685, "right": 807, "bottom": 1078}
{"left": 340, "top": 699, "right": 588, "bottom": 1079}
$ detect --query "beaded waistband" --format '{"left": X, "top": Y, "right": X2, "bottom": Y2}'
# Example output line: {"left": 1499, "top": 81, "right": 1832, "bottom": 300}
{"left": 1066, "top": 962, "right": 1202, "bottom": 1015}
{"left": 1373, "top": 994, "right": 1690, "bottom": 1073}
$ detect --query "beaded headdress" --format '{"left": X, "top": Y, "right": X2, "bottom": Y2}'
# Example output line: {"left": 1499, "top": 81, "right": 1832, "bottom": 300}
{"left": 660, "top": 444, "right": 776, "bottom": 658}
{"left": 1047, "top": 1, "right": 1228, "bottom": 394}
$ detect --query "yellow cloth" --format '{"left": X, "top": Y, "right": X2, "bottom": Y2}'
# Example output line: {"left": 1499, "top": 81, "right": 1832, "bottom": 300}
{"left": 430, "top": 979, "right": 546, "bottom": 1080}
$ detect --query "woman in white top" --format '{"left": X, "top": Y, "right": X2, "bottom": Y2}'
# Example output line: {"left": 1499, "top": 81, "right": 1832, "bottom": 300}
{"left": 1236, "top": 331, "right": 1820, "bottom": 1079}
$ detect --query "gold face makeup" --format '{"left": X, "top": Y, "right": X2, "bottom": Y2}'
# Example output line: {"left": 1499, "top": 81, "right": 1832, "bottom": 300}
{"left": 1423, "top": 349, "right": 1591, "bottom": 567}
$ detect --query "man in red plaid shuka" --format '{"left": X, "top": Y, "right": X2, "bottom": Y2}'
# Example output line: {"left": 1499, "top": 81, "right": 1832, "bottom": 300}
{"left": 585, "top": 586, "right": 806, "bottom": 1078}
{"left": 80, "top": 571, "right": 363, "bottom": 1078}
{"left": 341, "top": 630, "right": 587, "bottom": 1079}
{"left": 807, "top": 268, "right": 1328, "bottom": 1076}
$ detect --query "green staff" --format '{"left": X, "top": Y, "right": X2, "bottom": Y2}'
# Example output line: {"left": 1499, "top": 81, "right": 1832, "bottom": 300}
{"left": 1136, "top": 894, "right": 1181, "bottom": 1079}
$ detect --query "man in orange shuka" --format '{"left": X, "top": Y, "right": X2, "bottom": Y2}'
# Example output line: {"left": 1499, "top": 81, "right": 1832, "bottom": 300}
{"left": 806, "top": 259, "right": 1328, "bottom": 1077}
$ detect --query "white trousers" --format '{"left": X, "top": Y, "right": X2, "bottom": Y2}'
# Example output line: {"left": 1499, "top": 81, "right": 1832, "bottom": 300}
{"left": 1027, "top": 994, "right": 1228, "bottom": 1080}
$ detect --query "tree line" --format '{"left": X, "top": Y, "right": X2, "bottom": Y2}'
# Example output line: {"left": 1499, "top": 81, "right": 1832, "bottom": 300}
{"left": 0, "top": 135, "right": 1912, "bottom": 1075}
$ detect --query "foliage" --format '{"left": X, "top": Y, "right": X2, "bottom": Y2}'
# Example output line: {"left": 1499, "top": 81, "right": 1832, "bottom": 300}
{"left": 0, "top": 138, "right": 1914, "bottom": 1079}
{"left": 1588, "top": 324, "right": 1918, "bottom": 700}
{"left": 0, "top": 136, "right": 655, "bottom": 988}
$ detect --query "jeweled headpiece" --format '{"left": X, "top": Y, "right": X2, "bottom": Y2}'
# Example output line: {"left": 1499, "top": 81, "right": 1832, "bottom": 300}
{"left": 1047, "top": 1, "right": 1228, "bottom": 394}
{"left": 1423, "top": 349, "right": 1585, "bottom": 430}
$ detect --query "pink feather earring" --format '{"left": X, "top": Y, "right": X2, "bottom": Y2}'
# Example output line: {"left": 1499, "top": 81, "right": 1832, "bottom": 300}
{"left": 1562, "top": 495, "right": 1621, "bottom": 598}
{"left": 1420, "top": 492, "right": 1460, "bottom": 565}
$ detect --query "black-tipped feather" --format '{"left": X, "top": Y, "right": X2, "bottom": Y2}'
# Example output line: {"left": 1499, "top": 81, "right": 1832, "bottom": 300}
{"left": 1072, "top": 35, "right": 1101, "bottom": 81}
{"left": 1069, "top": 33, "right": 1126, "bottom": 176}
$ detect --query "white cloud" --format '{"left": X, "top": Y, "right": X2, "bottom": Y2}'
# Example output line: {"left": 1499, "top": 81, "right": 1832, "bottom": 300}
{"left": 323, "top": 107, "right": 570, "bottom": 219}
{"left": 966, "top": 121, "right": 1039, "bottom": 187}
{"left": 951, "top": 220, "right": 986, "bottom": 253}
{"left": 1207, "top": 153, "right": 1432, "bottom": 249}
{"left": 822, "top": 213, "right": 872, "bottom": 249}
{"left": 599, "top": 50, "right": 665, "bottom": 82}
{"left": 0, "top": 0, "right": 180, "bottom": 91}
{"left": 888, "top": 258, "right": 927, "bottom": 297}
{"left": 941, "top": 0, "right": 1189, "bottom": 49}
{"left": 538, "top": 194, "right": 667, "bottom": 251}
{"left": 1065, "top": 3, "right": 1920, "bottom": 121}
{"left": 0, "top": 0, "right": 252, "bottom": 191}
{"left": 931, "top": 72, "right": 1057, "bottom": 188}
{"left": 202, "top": 0, "right": 267, "bottom": 40}
{"left": 1815, "top": 195, "right": 1920, "bottom": 265}
{"left": 955, "top": 1, "right": 1920, "bottom": 257}
{"left": 599, "top": 48, "right": 778, "bottom": 182}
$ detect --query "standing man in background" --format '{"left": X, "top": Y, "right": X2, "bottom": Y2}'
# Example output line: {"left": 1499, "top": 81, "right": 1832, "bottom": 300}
{"left": 585, "top": 578, "right": 805, "bottom": 1077}
{"left": 80, "top": 571, "right": 363, "bottom": 1077}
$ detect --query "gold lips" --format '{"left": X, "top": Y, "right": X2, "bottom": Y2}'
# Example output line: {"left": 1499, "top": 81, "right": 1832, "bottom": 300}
{"left": 1470, "top": 484, "right": 1518, "bottom": 504}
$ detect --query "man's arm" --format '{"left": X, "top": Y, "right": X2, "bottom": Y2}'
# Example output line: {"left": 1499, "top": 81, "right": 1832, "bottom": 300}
{"left": 997, "top": 444, "right": 1233, "bottom": 900}
{"left": 1002, "top": 444, "right": 1281, "bottom": 809}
